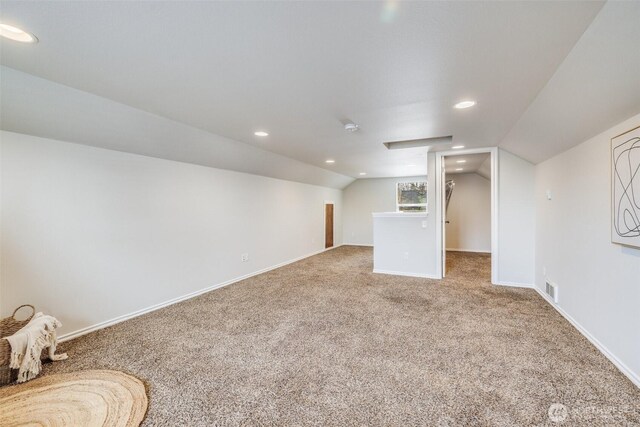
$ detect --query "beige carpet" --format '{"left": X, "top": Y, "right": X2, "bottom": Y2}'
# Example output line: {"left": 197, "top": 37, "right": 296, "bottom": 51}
{"left": 0, "top": 370, "right": 147, "bottom": 426}
{"left": 42, "top": 247, "right": 639, "bottom": 426}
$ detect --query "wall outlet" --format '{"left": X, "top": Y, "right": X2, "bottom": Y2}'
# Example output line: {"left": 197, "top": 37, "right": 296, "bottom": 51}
{"left": 542, "top": 266, "right": 547, "bottom": 276}
{"left": 241, "top": 253, "right": 249, "bottom": 262}
{"left": 403, "top": 252, "right": 409, "bottom": 260}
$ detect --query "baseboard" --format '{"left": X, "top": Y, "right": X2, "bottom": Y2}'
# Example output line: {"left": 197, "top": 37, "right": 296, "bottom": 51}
{"left": 59, "top": 244, "right": 342, "bottom": 343}
{"left": 494, "top": 281, "right": 534, "bottom": 289}
{"left": 446, "top": 248, "right": 491, "bottom": 254}
{"left": 534, "top": 287, "right": 640, "bottom": 389}
{"left": 342, "top": 242, "right": 373, "bottom": 247}
{"left": 373, "top": 269, "right": 440, "bottom": 279}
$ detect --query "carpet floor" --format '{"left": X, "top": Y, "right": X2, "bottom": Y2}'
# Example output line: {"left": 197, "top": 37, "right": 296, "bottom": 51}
{"left": 43, "top": 246, "right": 639, "bottom": 426}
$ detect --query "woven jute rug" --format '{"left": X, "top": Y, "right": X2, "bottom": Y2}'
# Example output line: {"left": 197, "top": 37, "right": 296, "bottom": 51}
{"left": 0, "top": 370, "right": 148, "bottom": 427}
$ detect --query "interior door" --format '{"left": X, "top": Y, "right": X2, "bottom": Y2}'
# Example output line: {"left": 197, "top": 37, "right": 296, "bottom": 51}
{"left": 441, "top": 159, "right": 447, "bottom": 277}
{"left": 325, "top": 203, "right": 334, "bottom": 249}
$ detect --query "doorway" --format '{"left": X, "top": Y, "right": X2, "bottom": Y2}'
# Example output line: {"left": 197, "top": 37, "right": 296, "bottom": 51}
{"left": 435, "top": 148, "right": 498, "bottom": 283}
{"left": 443, "top": 153, "right": 492, "bottom": 279}
{"left": 325, "top": 202, "right": 334, "bottom": 249}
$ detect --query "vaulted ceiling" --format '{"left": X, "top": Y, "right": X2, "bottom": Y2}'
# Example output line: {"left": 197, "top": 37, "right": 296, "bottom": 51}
{"left": 444, "top": 153, "right": 490, "bottom": 178}
{"left": 1, "top": 1, "right": 638, "bottom": 187}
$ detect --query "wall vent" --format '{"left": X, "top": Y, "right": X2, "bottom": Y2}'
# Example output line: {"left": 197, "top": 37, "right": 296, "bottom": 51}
{"left": 545, "top": 281, "right": 558, "bottom": 303}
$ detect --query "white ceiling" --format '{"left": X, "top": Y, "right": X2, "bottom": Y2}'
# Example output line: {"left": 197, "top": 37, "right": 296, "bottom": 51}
{"left": 0, "top": 0, "right": 612, "bottom": 181}
{"left": 444, "top": 153, "right": 490, "bottom": 177}
{"left": 0, "top": 67, "right": 355, "bottom": 189}
{"left": 500, "top": 1, "right": 640, "bottom": 163}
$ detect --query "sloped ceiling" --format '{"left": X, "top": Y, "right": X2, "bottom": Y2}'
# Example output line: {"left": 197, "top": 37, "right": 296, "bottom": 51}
{"left": 500, "top": 1, "right": 640, "bottom": 163}
{"left": 1, "top": 1, "right": 638, "bottom": 182}
{"left": 0, "top": 67, "right": 355, "bottom": 189}
{"left": 444, "top": 153, "right": 490, "bottom": 176}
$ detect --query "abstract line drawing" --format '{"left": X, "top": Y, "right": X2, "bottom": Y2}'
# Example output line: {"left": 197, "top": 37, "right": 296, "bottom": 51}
{"left": 612, "top": 126, "right": 640, "bottom": 248}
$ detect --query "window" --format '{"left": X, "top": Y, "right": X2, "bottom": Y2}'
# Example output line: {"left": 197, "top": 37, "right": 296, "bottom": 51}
{"left": 397, "top": 181, "right": 427, "bottom": 212}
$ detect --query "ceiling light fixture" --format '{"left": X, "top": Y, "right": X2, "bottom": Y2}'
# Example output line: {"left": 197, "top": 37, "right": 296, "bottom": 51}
{"left": 344, "top": 123, "right": 360, "bottom": 133}
{"left": 456, "top": 160, "right": 467, "bottom": 163}
{"left": 454, "top": 100, "right": 476, "bottom": 109}
{"left": 456, "top": 168, "right": 464, "bottom": 171}
{"left": 325, "top": 159, "right": 335, "bottom": 164}
{"left": 452, "top": 145, "right": 465, "bottom": 149}
{"left": 359, "top": 172, "right": 367, "bottom": 176}
{"left": 254, "top": 131, "right": 269, "bottom": 137}
{"left": 0, "top": 24, "right": 37, "bottom": 43}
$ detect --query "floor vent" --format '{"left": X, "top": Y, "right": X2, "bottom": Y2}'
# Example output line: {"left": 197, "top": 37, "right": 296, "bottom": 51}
{"left": 545, "top": 281, "right": 558, "bottom": 303}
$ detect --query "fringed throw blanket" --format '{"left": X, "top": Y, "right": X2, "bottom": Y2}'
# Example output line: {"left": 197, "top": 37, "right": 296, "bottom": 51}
{"left": 5, "top": 312, "right": 67, "bottom": 383}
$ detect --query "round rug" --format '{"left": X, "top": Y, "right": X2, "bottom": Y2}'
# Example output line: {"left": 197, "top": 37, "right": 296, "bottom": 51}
{"left": 0, "top": 369, "right": 148, "bottom": 427}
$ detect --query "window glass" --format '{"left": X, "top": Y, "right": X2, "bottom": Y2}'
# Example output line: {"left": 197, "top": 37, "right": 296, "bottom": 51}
{"left": 397, "top": 182, "right": 427, "bottom": 212}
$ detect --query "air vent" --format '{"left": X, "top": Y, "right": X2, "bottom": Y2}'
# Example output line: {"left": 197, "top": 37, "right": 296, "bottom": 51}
{"left": 545, "top": 281, "right": 558, "bottom": 303}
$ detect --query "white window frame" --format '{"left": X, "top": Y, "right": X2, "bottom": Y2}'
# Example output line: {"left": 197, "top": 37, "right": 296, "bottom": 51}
{"left": 396, "top": 181, "right": 428, "bottom": 212}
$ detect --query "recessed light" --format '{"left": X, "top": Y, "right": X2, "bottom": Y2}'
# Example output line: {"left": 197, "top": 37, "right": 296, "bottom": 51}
{"left": 359, "top": 172, "right": 367, "bottom": 176}
{"left": 456, "top": 160, "right": 467, "bottom": 163}
{"left": 325, "top": 159, "right": 335, "bottom": 164}
{"left": 0, "top": 24, "right": 37, "bottom": 43}
{"left": 456, "top": 168, "right": 464, "bottom": 171}
{"left": 454, "top": 100, "right": 476, "bottom": 109}
{"left": 452, "top": 145, "right": 465, "bottom": 149}
{"left": 254, "top": 131, "right": 269, "bottom": 137}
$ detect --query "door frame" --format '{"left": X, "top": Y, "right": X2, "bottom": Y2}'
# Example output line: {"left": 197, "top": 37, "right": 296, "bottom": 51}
{"left": 434, "top": 147, "right": 498, "bottom": 284}
{"left": 440, "top": 159, "right": 447, "bottom": 277}
{"left": 323, "top": 200, "right": 335, "bottom": 249}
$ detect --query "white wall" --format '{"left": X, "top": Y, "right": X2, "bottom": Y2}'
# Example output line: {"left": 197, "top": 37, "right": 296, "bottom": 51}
{"left": 496, "top": 149, "right": 536, "bottom": 286}
{"left": 343, "top": 156, "right": 439, "bottom": 278}
{"left": 373, "top": 213, "right": 434, "bottom": 278}
{"left": 342, "top": 175, "right": 428, "bottom": 246}
{"left": 445, "top": 173, "right": 491, "bottom": 253}
{"left": 345, "top": 150, "right": 535, "bottom": 285}
{"left": 0, "top": 131, "right": 342, "bottom": 336}
{"left": 535, "top": 112, "right": 640, "bottom": 386}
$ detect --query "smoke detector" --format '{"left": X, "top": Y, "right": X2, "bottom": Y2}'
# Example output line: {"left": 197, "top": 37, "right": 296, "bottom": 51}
{"left": 344, "top": 123, "right": 360, "bottom": 133}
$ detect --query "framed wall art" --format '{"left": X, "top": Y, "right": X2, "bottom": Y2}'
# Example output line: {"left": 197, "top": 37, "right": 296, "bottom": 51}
{"left": 611, "top": 125, "right": 640, "bottom": 248}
